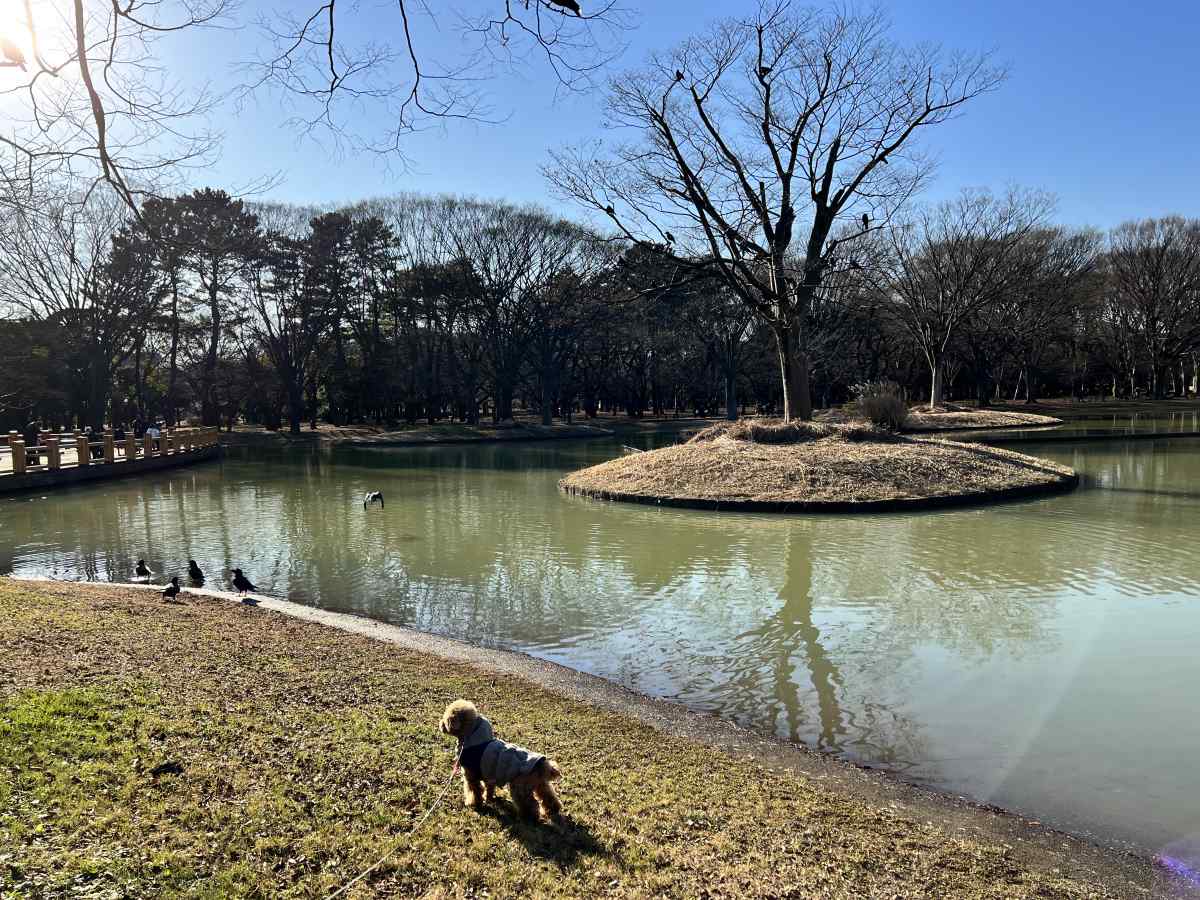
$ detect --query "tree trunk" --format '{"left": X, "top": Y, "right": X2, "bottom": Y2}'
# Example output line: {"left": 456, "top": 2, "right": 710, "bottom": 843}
{"left": 167, "top": 276, "right": 181, "bottom": 426}
{"left": 976, "top": 371, "right": 993, "bottom": 408}
{"left": 1024, "top": 364, "right": 1038, "bottom": 404}
{"left": 495, "top": 384, "right": 514, "bottom": 423}
{"left": 287, "top": 381, "right": 304, "bottom": 435}
{"left": 774, "top": 325, "right": 812, "bottom": 422}
{"left": 725, "top": 370, "right": 738, "bottom": 421}
{"left": 203, "top": 265, "right": 221, "bottom": 427}
{"left": 1152, "top": 363, "right": 1166, "bottom": 399}
{"left": 928, "top": 356, "right": 945, "bottom": 411}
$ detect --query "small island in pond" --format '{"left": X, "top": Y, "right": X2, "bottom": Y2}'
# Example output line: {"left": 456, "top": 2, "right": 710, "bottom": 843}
{"left": 560, "top": 420, "right": 1078, "bottom": 512}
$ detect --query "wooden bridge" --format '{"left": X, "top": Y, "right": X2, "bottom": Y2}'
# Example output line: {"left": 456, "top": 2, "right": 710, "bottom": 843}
{"left": 1, "top": 427, "right": 221, "bottom": 495}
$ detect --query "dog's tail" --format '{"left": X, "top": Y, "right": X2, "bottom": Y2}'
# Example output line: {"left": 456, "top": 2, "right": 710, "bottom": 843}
{"left": 541, "top": 758, "right": 562, "bottom": 781}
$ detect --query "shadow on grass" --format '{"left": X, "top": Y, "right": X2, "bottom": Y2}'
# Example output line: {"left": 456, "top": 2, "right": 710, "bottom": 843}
{"left": 476, "top": 799, "right": 608, "bottom": 867}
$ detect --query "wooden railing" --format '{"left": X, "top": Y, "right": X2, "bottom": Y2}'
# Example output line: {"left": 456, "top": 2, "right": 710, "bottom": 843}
{"left": 2, "top": 426, "right": 220, "bottom": 477}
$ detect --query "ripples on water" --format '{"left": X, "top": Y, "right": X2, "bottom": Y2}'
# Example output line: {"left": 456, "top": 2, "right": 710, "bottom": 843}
{"left": 2, "top": 433, "right": 1200, "bottom": 852}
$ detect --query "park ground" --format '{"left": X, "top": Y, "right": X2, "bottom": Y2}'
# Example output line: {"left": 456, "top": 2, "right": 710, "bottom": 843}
{"left": 0, "top": 579, "right": 1186, "bottom": 898}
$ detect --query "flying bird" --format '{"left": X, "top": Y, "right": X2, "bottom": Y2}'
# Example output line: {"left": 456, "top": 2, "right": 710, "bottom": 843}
{"left": 1, "top": 37, "right": 27, "bottom": 72}
{"left": 188, "top": 559, "right": 205, "bottom": 583}
{"left": 363, "top": 491, "right": 384, "bottom": 510}
{"left": 547, "top": 0, "right": 581, "bottom": 15}
{"left": 135, "top": 559, "right": 152, "bottom": 579}
{"left": 162, "top": 577, "right": 181, "bottom": 602}
{"left": 230, "top": 568, "right": 258, "bottom": 597}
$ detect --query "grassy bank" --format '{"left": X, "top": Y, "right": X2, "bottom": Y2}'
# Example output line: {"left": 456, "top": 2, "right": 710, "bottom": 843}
{"left": 0, "top": 580, "right": 1144, "bottom": 898}
{"left": 561, "top": 422, "right": 1076, "bottom": 509}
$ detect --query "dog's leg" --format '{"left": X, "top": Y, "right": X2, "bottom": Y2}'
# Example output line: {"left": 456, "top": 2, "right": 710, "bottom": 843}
{"left": 484, "top": 781, "right": 497, "bottom": 804}
{"left": 463, "top": 772, "right": 485, "bottom": 809}
{"left": 510, "top": 782, "right": 540, "bottom": 821}
{"left": 534, "top": 779, "right": 563, "bottom": 822}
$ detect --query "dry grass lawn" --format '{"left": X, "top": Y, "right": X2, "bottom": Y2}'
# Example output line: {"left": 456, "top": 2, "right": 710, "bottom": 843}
{"left": 561, "top": 423, "right": 1075, "bottom": 507}
{"left": 0, "top": 579, "right": 1122, "bottom": 898}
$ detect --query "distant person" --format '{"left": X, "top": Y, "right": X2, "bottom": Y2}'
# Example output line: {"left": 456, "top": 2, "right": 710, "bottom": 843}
{"left": 113, "top": 423, "right": 126, "bottom": 456}
{"left": 146, "top": 422, "right": 161, "bottom": 452}
{"left": 85, "top": 426, "right": 102, "bottom": 460}
{"left": 23, "top": 418, "right": 40, "bottom": 465}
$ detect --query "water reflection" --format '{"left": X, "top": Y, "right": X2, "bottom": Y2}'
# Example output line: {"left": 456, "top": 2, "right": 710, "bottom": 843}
{"left": 3, "top": 436, "right": 1200, "bottom": 851}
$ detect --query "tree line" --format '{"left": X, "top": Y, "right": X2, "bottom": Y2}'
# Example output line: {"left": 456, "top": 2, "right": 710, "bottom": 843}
{"left": 2, "top": 183, "right": 1199, "bottom": 435}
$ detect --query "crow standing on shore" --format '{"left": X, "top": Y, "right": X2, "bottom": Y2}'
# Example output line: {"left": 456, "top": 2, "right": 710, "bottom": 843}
{"left": 230, "top": 568, "right": 257, "bottom": 596}
{"left": 162, "top": 577, "right": 181, "bottom": 602}
{"left": 135, "top": 560, "right": 152, "bottom": 579}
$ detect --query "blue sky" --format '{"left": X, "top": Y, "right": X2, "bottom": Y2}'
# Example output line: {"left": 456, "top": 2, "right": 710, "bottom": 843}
{"left": 185, "top": 0, "right": 1200, "bottom": 229}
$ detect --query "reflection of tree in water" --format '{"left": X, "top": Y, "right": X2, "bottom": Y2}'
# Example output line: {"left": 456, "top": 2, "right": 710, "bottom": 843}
{"left": 717, "top": 528, "right": 929, "bottom": 768}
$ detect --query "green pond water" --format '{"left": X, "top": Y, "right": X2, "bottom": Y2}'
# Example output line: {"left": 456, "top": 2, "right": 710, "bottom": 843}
{"left": 3, "top": 430, "right": 1199, "bottom": 855}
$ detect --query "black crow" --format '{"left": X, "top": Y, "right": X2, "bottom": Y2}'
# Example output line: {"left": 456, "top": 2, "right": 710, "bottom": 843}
{"left": 162, "top": 577, "right": 181, "bottom": 602}
{"left": 231, "top": 568, "right": 257, "bottom": 595}
{"left": 188, "top": 560, "right": 205, "bottom": 582}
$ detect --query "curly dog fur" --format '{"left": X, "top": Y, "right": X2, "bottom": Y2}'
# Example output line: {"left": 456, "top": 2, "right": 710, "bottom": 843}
{"left": 440, "top": 699, "right": 564, "bottom": 822}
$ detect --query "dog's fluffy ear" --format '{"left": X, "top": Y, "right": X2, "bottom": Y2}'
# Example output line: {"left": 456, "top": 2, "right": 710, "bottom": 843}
{"left": 440, "top": 699, "right": 478, "bottom": 737}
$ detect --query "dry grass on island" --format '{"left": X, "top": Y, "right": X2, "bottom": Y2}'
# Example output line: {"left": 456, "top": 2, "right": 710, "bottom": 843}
{"left": 901, "top": 407, "right": 1063, "bottom": 431}
{"left": 815, "top": 404, "right": 1063, "bottom": 432}
{"left": 0, "top": 579, "right": 1139, "bottom": 898}
{"left": 561, "top": 421, "right": 1077, "bottom": 510}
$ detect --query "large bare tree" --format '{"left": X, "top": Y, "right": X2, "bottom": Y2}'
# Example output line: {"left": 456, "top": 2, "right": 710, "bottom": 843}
{"left": 546, "top": 1, "right": 1003, "bottom": 419}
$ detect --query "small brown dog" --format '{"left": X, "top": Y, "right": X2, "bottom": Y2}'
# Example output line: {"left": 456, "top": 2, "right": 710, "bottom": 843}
{"left": 439, "top": 699, "right": 563, "bottom": 822}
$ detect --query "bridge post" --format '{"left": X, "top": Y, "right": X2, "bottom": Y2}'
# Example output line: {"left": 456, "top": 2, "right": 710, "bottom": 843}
{"left": 11, "top": 440, "right": 25, "bottom": 475}
{"left": 104, "top": 430, "right": 115, "bottom": 464}
{"left": 45, "top": 436, "right": 61, "bottom": 470}
{"left": 76, "top": 435, "right": 89, "bottom": 467}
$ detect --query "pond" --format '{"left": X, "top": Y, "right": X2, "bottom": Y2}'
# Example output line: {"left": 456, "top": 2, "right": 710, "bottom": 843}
{"left": 2, "top": 431, "right": 1199, "bottom": 855}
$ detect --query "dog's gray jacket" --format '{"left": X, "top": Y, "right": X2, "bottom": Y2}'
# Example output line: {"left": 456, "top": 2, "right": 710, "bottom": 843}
{"left": 459, "top": 715, "right": 544, "bottom": 786}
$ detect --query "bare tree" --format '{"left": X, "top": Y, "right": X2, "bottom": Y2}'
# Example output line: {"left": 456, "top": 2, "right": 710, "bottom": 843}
{"left": 1003, "top": 228, "right": 1101, "bottom": 403}
{"left": 877, "top": 188, "right": 1053, "bottom": 409}
{"left": 0, "top": 0, "right": 230, "bottom": 211}
{"left": 1106, "top": 217, "right": 1200, "bottom": 399}
{"left": 0, "top": 189, "right": 161, "bottom": 426}
{"left": 246, "top": 226, "right": 337, "bottom": 434}
{"left": 248, "top": 0, "right": 630, "bottom": 157}
{"left": 546, "top": 1, "right": 1003, "bottom": 419}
